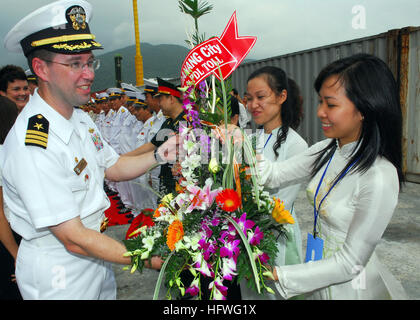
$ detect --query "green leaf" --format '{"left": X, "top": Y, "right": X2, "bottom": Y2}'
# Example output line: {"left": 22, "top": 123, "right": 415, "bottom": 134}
{"left": 153, "top": 251, "right": 175, "bottom": 300}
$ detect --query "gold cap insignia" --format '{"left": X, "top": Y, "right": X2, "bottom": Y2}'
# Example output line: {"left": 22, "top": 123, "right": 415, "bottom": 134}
{"left": 68, "top": 6, "right": 87, "bottom": 31}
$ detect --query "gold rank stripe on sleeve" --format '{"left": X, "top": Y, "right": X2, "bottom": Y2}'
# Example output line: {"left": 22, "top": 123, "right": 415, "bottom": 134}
{"left": 25, "top": 114, "right": 49, "bottom": 149}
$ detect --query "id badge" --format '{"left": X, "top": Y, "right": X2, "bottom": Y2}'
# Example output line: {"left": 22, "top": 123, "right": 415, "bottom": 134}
{"left": 74, "top": 158, "right": 87, "bottom": 175}
{"left": 305, "top": 233, "right": 324, "bottom": 262}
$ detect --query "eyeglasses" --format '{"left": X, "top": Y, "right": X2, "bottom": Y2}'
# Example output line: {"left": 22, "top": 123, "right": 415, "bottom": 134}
{"left": 43, "top": 58, "right": 100, "bottom": 72}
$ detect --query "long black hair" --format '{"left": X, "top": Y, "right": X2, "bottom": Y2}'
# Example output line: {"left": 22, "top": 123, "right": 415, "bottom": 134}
{"left": 247, "top": 66, "right": 303, "bottom": 159}
{"left": 311, "top": 53, "right": 404, "bottom": 186}
{"left": 0, "top": 96, "right": 18, "bottom": 144}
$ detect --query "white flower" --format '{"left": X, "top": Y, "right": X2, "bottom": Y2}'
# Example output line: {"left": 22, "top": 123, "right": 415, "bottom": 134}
{"left": 161, "top": 193, "right": 174, "bottom": 205}
{"left": 183, "top": 233, "right": 201, "bottom": 251}
{"left": 208, "top": 158, "right": 220, "bottom": 173}
{"left": 140, "top": 250, "right": 149, "bottom": 260}
{"left": 183, "top": 139, "right": 196, "bottom": 153}
{"left": 142, "top": 235, "right": 156, "bottom": 252}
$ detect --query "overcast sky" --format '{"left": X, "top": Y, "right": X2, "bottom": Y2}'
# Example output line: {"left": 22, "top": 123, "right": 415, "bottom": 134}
{"left": 1, "top": 0, "right": 419, "bottom": 70}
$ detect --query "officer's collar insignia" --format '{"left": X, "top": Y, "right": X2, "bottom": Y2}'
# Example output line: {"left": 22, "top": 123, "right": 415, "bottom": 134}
{"left": 25, "top": 114, "right": 49, "bottom": 149}
{"left": 67, "top": 6, "right": 87, "bottom": 31}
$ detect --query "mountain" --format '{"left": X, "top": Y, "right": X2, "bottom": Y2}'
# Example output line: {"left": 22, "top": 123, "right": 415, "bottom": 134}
{"left": 92, "top": 42, "right": 190, "bottom": 91}
{"left": 0, "top": 41, "right": 255, "bottom": 92}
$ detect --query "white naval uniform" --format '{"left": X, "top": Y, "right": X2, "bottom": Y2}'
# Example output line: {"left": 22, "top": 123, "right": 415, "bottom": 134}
{"left": 103, "top": 109, "right": 118, "bottom": 192}
{"left": 110, "top": 106, "right": 128, "bottom": 154}
{"left": 129, "top": 116, "right": 157, "bottom": 214}
{"left": 0, "top": 91, "right": 120, "bottom": 300}
{"left": 115, "top": 110, "right": 138, "bottom": 209}
{"left": 147, "top": 111, "right": 166, "bottom": 195}
{"left": 101, "top": 109, "right": 115, "bottom": 144}
{"left": 95, "top": 110, "right": 105, "bottom": 135}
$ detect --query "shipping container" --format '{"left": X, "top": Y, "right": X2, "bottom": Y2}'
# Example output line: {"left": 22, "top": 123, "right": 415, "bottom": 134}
{"left": 232, "top": 27, "right": 420, "bottom": 183}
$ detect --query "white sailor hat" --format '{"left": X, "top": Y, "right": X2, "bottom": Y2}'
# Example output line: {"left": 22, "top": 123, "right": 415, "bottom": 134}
{"left": 125, "top": 90, "right": 137, "bottom": 101}
{"left": 96, "top": 92, "right": 109, "bottom": 101}
{"left": 4, "top": 0, "right": 102, "bottom": 57}
{"left": 106, "top": 87, "right": 123, "bottom": 97}
{"left": 135, "top": 92, "right": 145, "bottom": 100}
{"left": 121, "top": 82, "right": 141, "bottom": 93}
{"left": 25, "top": 68, "right": 37, "bottom": 81}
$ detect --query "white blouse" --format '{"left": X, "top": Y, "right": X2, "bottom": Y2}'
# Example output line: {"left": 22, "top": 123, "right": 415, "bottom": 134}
{"left": 259, "top": 139, "right": 407, "bottom": 299}
{"left": 241, "top": 127, "right": 308, "bottom": 300}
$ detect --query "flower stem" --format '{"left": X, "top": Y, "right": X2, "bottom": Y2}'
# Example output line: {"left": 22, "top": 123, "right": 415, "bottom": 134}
{"left": 153, "top": 251, "right": 174, "bottom": 300}
{"left": 210, "top": 255, "right": 220, "bottom": 300}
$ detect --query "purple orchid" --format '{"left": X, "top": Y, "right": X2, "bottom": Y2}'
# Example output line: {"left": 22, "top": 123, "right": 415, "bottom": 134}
{"left": 198, "top": 237, "right": 217, "bottom": 261}
{"left": 192, "top": 252, "right": 213, "bottom": 277}
{"left": 198, "top": 81, "right": 207, "bottom": 99}
{"left": 186, "top": 277, "right": 200, "bottom": 296}
{"left": 248, "top": 226, "right": 264, "bottom": 246}
{"left": 234, "top": 213, "right": 255, "bottom": 235}
{"left": 200, "top": 134, "right": 211, "bottom": 154}
{"left": 210, "top": 216, "right": 220, "bottom": 227}
{"left": 209, "top": 277, "right": 228, "bottom": 300}
{"left": 221, "top": 257, "right": 237, "bottom": 281}
{"left": 257, "top": 251, "right": 270, "bottom": 264}
{"left": 219, "top": 239, "right": 240, "bottom": 259}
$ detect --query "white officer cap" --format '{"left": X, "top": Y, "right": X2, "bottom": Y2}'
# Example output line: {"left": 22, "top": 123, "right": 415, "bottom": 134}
{"left": 125, "top": 90, "right": 138, "bottom": 102}
{"left": 121, "top": 82, "right": 141, "bottom": 93}
{"left": 106, "top": 87, "right": 123, "bottom": 97}
{"left": 96, "top": 92, "right": 109, "bottom": 100}
{"left": 135, "top": 92, "right": 145, "bottom": 100}
{"left": 4, "top": 0, "right": 102, "bottom": 57}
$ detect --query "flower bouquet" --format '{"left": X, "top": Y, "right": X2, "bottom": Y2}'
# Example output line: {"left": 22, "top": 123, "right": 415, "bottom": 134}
{"left": 122, "top": 71, "right": 295, "bottom": 300}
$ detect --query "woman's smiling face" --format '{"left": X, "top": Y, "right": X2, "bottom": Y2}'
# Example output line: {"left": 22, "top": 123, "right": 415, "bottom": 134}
{"left": 1, "top": 79, "right": 30, "bottom": 111}
{"left": 317, "top": 74, "right": 363, "bottom": 147}
{"left": 246, "top": 76, "right": 286, "bottom": 133}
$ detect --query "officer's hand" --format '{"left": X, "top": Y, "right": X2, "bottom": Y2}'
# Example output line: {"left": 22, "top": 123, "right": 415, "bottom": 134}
{"left": 214, "top": 124, "right": 243, "bottom": 145}
{"left": 144, "top": 256, "right": 164, "bottom": 270}
{"left": 157, "top": 135, "right": 179, "bottom": 163}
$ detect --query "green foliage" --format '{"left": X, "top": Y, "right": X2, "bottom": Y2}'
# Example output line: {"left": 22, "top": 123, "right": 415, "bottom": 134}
{"left": 198, "top": 76, "right": 233, "bottom": 126}
{"left": 179, "top": 0, "right": 214, "bottom": 47}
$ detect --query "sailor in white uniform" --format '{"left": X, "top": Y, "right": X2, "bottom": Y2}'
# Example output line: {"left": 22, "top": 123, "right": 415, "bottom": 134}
{"left": 129, "top": 99, "right": 158, "bottom": 214}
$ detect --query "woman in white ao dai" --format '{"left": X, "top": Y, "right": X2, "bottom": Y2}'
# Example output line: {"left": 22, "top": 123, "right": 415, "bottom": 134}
{"left": 241, "top": 67, "right": 308, "bottom": 299}
{"left": 260, "top": 54, "right": 407, "bottom": 300}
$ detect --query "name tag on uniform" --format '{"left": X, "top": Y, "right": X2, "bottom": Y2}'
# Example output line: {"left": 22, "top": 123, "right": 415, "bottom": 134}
{"left": 305, "top": 233, "right": 324, "bottom": 262}
{"left": 74, "top": 158, "right": 87, "bottom": 175}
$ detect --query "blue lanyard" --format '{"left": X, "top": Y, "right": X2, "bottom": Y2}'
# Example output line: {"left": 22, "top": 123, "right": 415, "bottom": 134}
{"left": 264, "top": 133, "right": 272, "bottom": 149}
{"left": 313, "top": 153, "right": 359, "bottom": 237}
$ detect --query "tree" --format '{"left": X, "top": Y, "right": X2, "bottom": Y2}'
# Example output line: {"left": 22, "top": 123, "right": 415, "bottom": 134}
{"left": 178, "top": 0, "right": 213, "bottom": 46}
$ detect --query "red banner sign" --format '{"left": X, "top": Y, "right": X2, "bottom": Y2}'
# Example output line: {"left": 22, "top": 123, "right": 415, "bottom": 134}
{"left": 180, "top": 11, "right": 257, "bottom": 87}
